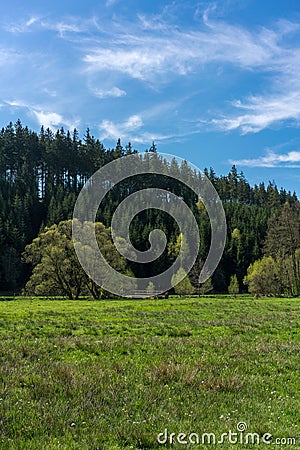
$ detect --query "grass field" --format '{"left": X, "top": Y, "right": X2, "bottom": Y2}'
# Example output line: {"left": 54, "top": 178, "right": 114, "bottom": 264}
{"left": 0, "top": 295, "right": 299, "bottom": 449}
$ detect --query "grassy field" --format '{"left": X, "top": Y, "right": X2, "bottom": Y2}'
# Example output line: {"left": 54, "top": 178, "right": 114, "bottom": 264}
{"left": 0, "top": 295, "right": 299, "bottom": 449}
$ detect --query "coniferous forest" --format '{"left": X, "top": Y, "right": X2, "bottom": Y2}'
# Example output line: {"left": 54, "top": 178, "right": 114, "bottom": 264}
{"left": 1, "top": 120, "right": 299, "bottom": 296}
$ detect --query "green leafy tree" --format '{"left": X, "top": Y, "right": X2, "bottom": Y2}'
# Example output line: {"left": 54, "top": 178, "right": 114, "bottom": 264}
{"left": 75, "top": 221, "right": 134, "bottom": 299}
{"left": 228, "top": 274, "right": 239, "bottom": 296}
{"left": 199, "top": 277, "right": 213, "bottom": 295}
{"left": 243, "top": 256, "right": 282, "bottom": 297}
{"left": 171, "top": 268, "right": 194, "bottom": 297}
{"left": 23, "top": 220, "right": 130, "bottom": 299}
{"left": 23, "top": 220, "right": 86, "bottom": 299}
{"left": 0, "top": 119, "right": 299, "bottom": 293}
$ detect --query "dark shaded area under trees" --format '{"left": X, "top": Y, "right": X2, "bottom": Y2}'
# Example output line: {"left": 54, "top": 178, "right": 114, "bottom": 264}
{"left": 0, "top": 120, "right": 298, "bottom": 295}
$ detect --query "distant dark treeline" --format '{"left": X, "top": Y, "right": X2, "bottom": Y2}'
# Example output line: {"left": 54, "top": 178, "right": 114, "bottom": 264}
{"left": 0, "top": 120, "right": 298, "bottom": 292}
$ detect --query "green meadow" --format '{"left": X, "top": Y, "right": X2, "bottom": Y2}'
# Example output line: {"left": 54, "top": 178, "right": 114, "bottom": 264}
{"left": 0, "top": 296, "right": 299, "bottom": 449}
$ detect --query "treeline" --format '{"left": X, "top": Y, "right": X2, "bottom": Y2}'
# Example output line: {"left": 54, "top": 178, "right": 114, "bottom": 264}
{"left": 0, "top": 120, "right": 298, "bottom": 294}
{"left": 244, "top": 202, "right": 300, "bottom": 296}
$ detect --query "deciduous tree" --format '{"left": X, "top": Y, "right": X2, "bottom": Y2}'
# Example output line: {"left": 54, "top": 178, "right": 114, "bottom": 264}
{"left": 23, "top": 220, "right": 130, "bottom": 299}
{"left": 171, "top": 268, "right": 194, "bottom": 297}
{"left": 243, "top": 256, "right": 282, "bottom": 297}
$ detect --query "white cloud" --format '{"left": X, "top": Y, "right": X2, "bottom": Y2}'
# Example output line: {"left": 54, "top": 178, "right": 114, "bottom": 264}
{"left": 32, "top": 109, "right": 80, "bottom": 130}
{"left": 92, "top": 86, "right": 126, "bottom": 99}
{"left": 124, "top": 115, "right": 143, "bottom": 130}
{"left": 0, "top": 48, "right": 22, "bottom": 66}
{"left": 99, "top": 112, "right": 189, "bottom": 144}
{"left": 40, "top": 20, "right": 84, "bottom": 37}
{"left": 212, "top": 91, "right": 300, "bottom": 134}
{"left": 202, "top": 14, "right": 300, "bottom": 133}
{"left": 5, "top": 99, "right": 29, "bottom": 108}
{"left": 4, "top": 6, "right": 300, "bottom": 138}
{"left": 32, "top": 111, "right": 64, "bottom": 129}
{"left": 84, "top": 48, "right": 167, "bottom": 81}
{"left": 26, "top": 17, "right": 38, "bottom": 27}
{"left": 5, "top": 16, "right": 41, "bottom": 33}
{"left": 129, "top": 131, "right": 178, "bottom": 144}
{"left": 4, "top": 99, "right": 79, "bottom": 130}
{"left": 81, "top": 10, "right": 300, "bottom": 134}
{"left": 100, "top": 114, "right": 143, "bottom": 140}
{"left": 230, "top": 150, "right": 300, "bottom": 168}
{"left": 83, "top": 14, "right": 281, "bottom": 82}
{"left": 42, "top": 88, "right": 57, "bottom": 98}
{"left": 5, "top": 14, "right": 94, "bottom": 37}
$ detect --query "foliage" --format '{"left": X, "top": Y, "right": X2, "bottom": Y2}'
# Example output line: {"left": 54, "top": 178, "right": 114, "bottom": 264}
{"left": 171, "top": 267, "right": 194, "bottom": 296}
{"left": 243, "top": 256, "right": 282, "bottom": 297}
{"left": 228, "top": 274, "right": 239, "bottom": 296}
{"left": 199, "top": 277, "right": 213, "bottom": 295}
{"left": 0, "top": 120, "right": 298, "bottom": 293}
{"left": 263, "top": 202, "right": 300, "bottom": 295}
{"left": 23, "top": 220, "right": 130, "bottom": 299}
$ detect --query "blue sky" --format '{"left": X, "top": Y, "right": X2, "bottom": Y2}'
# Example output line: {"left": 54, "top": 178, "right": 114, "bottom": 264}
{"left": 1, "top": 0, "right": 300, "bottom": 194}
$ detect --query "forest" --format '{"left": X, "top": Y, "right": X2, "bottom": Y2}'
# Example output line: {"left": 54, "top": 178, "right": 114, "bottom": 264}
{"left": 1, "top": 120, "right": 300, "bottom": 297}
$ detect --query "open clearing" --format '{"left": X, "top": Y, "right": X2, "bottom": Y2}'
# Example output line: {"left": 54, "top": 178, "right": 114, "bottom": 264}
{"left": 0, "top": 296, "right": 299, "bottom": 449}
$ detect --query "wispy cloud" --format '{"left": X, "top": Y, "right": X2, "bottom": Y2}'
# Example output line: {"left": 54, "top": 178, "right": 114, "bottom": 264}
{"left": 42, "top": 88, "right": 57, "bottom": 98}
{"left": 31, "top": 110, "right": 79, "bottom": 130}
{"left": 4, "top": 99, "right": 79, "bottom": 131}
{"left": 83, "top": 9, "right": 283, "bottom": 82}
{"left": 100, "top": 114, "right": 143, "bottom": 140}
{"left": 5, "top": 15, "right": 88, "bottom": 38}
{"left": 42, "top": 20, "right": 84, "bottom": 37}
{"left": 99, "top": 111, "right": 193, "bottom": 144}
{"left": 5, "top": 100, "right": 28, "bottom": 108}
{"left": 230, "top": 150, "right": 300, "bottom": 168}
{"left": 4, "top": 15, "right": 40, "bottom": 33}
{"left": 32, "top": 111, "right": 66, "bottom": 129}
{"left": 91, "top": 86, "right": 126, "bottom": 99}
{"left": 204, "top": 12, "right": 300, "bottom": 133}
{"left": 82, "top": 8, "right": 300, "bottom": 134}
{"left": 211, "top": 91, "right": 300, "bottom": 133}
{"left": 0, "top": 48, "right": 22, "bottom": 66}
{"left": 3, "top": 5, "right": 300, "bottom": 140}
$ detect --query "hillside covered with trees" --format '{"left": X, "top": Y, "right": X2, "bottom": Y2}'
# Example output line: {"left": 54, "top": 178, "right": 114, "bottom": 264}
{"left": 0, "top": 120, "right": 299, "bottom": 296}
